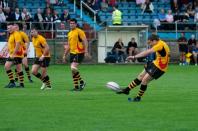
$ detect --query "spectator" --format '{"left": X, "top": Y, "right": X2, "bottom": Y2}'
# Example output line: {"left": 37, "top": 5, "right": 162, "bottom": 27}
{"left": 112, "top": 5, "right": 122, "bottom": 25}
{"left": 188, "top": 34, "right": 196, "bottom": 53}
{"left": 109, "top": 0, "right": 117, "bottom": 7}
{"left": 126, "top": 37, "right": 138, "bottom": 62}
{"left": 11, "top": 7, "right": 22, "bottom": 22}
{"left": 24, "top": 14, "right": 33, "bottom": 30}
{"left": 0, "top": 0, "right": 8, "bottom": 9}
{"left": 0, "top": 7, "right": 6, "bottom": 23}
{"left": 194, "top": 10, "right": 198, "bottom": 22}
{"left": 187, "top": 3, "right": 195, "bottom": 19}
{"left": 141, "top": 0, "right": 154, "bottom": 14}
{"left": 112, "top": 38, "right": 126, "bottom": 63}
{"left": 0, "top": 28, "right": 6, "bottom": 41}
{"left": 4, "top": 7, "right": 13, "bottom": 21}
{"left": 34, "top": 8, "right": 44, "bottom": 30}
{"left": 53, "top": 10, "right": 60, "bottom": 22}
{"left": 21, "top": 8, "right": 32, "bottom": 21}
{"left": 178, "top": 32, "right": 188, "bottom": 65}
{"left": 170, "top": 0, "right": 181, "bottom": 13}
{"left": 43, "top": 8, "right": 53, "bottom": 30}
{"left": 165, "top": 10, "right": 174, "bottom": 30}
{"left": 158, "top": 9, "right": 166, "bottom": 22}
{"left": 101, "top": 0, "right": 108, "bottom": 12}
{"left": 192, "top": 42, "right": 198, "bottom": 66}
{"left": 60, "top": 9, "right": 70, "bottom": 22}
{"left": 136, "top": 0, "right": 145, "bottom": 6}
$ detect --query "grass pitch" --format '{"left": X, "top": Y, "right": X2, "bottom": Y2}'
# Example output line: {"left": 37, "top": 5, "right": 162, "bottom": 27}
{"left": 0, "top": 64, "right": 197, "bottom": 131}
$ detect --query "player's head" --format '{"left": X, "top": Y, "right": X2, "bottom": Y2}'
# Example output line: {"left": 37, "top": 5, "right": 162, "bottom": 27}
{"left": 31, "top": 28, "right": 38, "bottom": 37}
{"left": 13, "top": 23, "right": 20, "bottom": 31}
{"left": 7, "top": 23, "right": 14, "bottom": 33}
{"left": 70, "top": 18, "right": 77, "bottom": 30}
{"left": 148, "top": 34, "right": 159, "bottom": 46}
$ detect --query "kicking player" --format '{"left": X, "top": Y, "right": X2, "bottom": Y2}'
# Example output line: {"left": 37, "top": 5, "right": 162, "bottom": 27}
{"left": 13, "top": 23, "right": 33, "bottom": 83}
{"left": 63, "top": 18, "right": 89, "bottom": 91}
{"left": 4, "top": 23, "right": 24, "bottom": 88}
{"left": 31, "top": 28, "right": 51, "bottom": 90}
{"left": 117, "top": 34, "right": 170, "bottom": 102}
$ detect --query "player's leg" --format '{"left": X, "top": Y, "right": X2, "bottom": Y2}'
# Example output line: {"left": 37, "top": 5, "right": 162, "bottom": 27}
{"left": 133, "top": 73, "right": 153, "bottom": 102}
{"left": 15, "top": 58, "right": 24, "bottom": 87}
{"left": 4, "top": 59, "right": 15, "bottom": 88}
{"left": 117, "top": 69, "right": 146, "bottom": 95}
{"left": 193, "top": 52, "right": 197, "bottom": 65}
{"left": 23, "top": 57, "right": 33, "bottom": 82}
{"left": 70, "top": 53, "right": 85, "bottom": 91}
{"left": 40, "top": 67, "right": 51, "bottom": 89}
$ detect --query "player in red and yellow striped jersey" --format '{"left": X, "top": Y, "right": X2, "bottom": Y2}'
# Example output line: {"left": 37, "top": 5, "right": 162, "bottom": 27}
{"left": 63, "top": 18, "right": 89, "bottom": 91}
{"left": 31, "top": 28, "right": 51, "bottom": 90}
{"left": 4, "top": 23, "right": 24, "bottom": 88}
{"left": 13, "top": 23, "right": 33, "bottom": 83}
{"left": 117, "top": 34, "right": 170, "bottom": 102}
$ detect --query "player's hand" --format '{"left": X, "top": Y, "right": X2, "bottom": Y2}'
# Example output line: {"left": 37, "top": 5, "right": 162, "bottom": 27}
{"left": 39, "top": 55, "right": 44, "bottom": 61}
{"left": 62, "top": 55, "right": 67, "bottom": 63}
{"left": 126, "top": 56, "right": 136, "bottom": 61}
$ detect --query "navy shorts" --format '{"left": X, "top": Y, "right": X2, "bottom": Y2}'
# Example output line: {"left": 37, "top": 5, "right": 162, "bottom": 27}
{"left": 70, "top": 53, "right": 84, "bottom": 63}
{"left": 6, "top": 57, "right": 22, "bottom": 65}
{"left": 34, "top": 57, "right": 50, "bottom": 67}
{"left": 144, "top": 62, "right": 164, "bottom": 79}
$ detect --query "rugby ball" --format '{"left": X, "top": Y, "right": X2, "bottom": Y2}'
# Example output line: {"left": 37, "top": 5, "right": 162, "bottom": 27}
{"left": 106, "top": 81, "right": 120, "bottom": 91}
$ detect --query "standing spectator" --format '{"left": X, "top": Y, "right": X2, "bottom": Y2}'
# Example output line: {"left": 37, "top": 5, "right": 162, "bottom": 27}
{"left": 178, "top": 32, "right": 188, "bottom": 65}
{"left": 112, "top": 5, "right": 122, "bottom": 25}
{"left": 188, "top": 34, "right": 196, "bottom": 53}
{"left": 192, "top": 42, "right": 198, "bottom": 66}
{"left": 112, "top": 38, "right": 126, "bottom": 63}
{"left": 141, "top": 0, "right": 154, "bottom": 14}
{"left": 60, "top": 9, "right": 70, "bottom": 23}
{"left": 63, "top": 18, "right": 88, "bottom": 91}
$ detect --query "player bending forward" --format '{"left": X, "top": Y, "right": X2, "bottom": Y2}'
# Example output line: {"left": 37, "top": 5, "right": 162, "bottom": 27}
{"left": 117, "top": 34, "right": 170, "bottom": 102}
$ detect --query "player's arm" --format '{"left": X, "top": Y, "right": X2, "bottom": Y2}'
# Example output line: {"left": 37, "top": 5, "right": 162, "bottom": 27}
{"left": 13, "top": 33, "right": 22, "bottom": 57}
{"left": 62, "top": 42, "right": 70, "bottom": 62}
{"left": 23, "top": 33, "right": 30, "bottom": 54}
{"left": 39, "top": 39, "right": 50, "bottom": 60}
{"left": 127, "top": 48, "right": 155, "bottom": 60}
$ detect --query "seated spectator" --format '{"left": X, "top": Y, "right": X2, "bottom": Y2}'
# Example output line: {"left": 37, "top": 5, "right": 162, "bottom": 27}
{"left": 194, "top": 10, "right": 198, "bottom": 22}
{"left": 53, "top": 10, "right": 60, "bottom": 22}
{"left": 44, "top": 8, "right": 54, "bottom": 30}
{"left": 192, "top": 42, "right": 198, "bottom": 66}
{"left": 126, "top": 37, "right": 138, "bottom": 62}
{"left": 21, "top": 8, "right": 32, "bottom": 21}
{"left": 109, "top": 0, "right": 117, "bottom": 7}
{"left": 0, "top": 7, "right": 6, "bottom": 28}
{"left": 178, "top": 32, "right": 188, "bottom": 65}
{"left": 11, "top": 7, "right": 22, "bottom": 22}
{"left": 101, "top": 0, "right": 108, "bottom": 12}
{"left": 187, "top": 3, "right": 195, "bottom": 19}
{"left": 188, "top": 34, "right": 196, "bottom": 53}
{"left": 165, "top": 10, "right": 174, "bottom": 30}
{"left": 34, "top": 8, "right": 44, "bottom": 30}
{"left": 112, "top": 38, "right": 126, "bottom": 63}
{"left": 60, "top": 9, "right": 70, "bottom": 23}
{"left": 158, "top": 9, "right": 166, "bottom": 22}
{"left": 0, "top": 28, "right": 6, "bottom": 41}
{"left": 170, "top": 0, "right": 181, "bottom": 13}
{"left": 141, "top": 0, "right": 154, "bottom": 14}
{"left": 136, "top": 0, "right": 145, "bottom": 6}
{"left": 24, "top": 14, "right": 33, "bottom": 29}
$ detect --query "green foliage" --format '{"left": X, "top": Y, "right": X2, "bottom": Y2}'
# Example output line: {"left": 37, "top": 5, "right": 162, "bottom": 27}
{"left": 0, "top": 65, "right": 197, "bottom": 131}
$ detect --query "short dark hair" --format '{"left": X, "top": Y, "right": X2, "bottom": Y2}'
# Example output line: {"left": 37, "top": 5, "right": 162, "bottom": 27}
{"left": 70, "top": 18, "right": 77, "bottom": 23}
{"left": 148, "top": 34, "right": 159, "bottom": 41}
